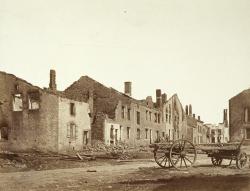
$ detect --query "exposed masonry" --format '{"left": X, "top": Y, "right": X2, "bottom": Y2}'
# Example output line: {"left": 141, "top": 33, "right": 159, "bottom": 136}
{"left": 0, "top": 70, "right": 91, "bottom": 153}
{"left": 0, "top": 69, "right": 218, "bottom": 153}
{"left": 229, "top": 88, "right": 250, "bottom": 144}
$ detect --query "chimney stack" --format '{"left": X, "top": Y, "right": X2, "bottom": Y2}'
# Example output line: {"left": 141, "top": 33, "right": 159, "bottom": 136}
{"left": 124, "top": 82, "right": 132, "bottom": 97}
{"left": 185, "top": 105, "right": 188, "bottom": 115}
{"left": 193, "top": 114, "right": 196, "bottom": 119}
{"left": 223, "top": 109, "right": 228, "bottom": 127}
{"left": 49, "top": 69, "right": 57, "bottom": 91}
{"left": 198, "top": 116, "right": 200, "bottom": 121}
{"left": 161, "top": 93, "right": 167, "bottom": 104}
{"left": 156, "top": 89, "right": 162, "bottom": 107}
{"left": 189, "top": 104, "right": 192, "bottom": 116}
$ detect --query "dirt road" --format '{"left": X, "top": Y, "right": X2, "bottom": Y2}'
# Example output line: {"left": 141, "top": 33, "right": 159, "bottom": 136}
{"left": 0, "top": 157, "right": 250, "bottom": 191}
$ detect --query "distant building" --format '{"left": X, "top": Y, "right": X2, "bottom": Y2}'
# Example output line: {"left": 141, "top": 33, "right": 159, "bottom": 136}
{"left": 0, "top": 70, "right": 91, "bottom": 153}
{"left": 183, "top": 105, "right": 209, "bottom": 144}
{"left": 205, "top": 109, "right": 229, "bottom": 143}
{"left": 229, "top": 88, "right": 250, "bottom": 143}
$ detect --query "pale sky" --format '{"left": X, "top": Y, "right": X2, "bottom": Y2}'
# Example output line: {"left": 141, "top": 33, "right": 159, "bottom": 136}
{"left": 1, "top": 0, "right": 250, "bottom": 124}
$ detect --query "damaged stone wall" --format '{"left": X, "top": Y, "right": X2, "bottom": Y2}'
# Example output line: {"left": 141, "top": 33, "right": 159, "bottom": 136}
{"left": 64, "top": 75, "right": 166, "bottom": 146}
{"left": 0, "top": 71, "right": 59, "bottom": 152}
{"left": 58, "top": 97, "right": 91, "bottom": 151}
{"left": 229, "top": 89, "right": 250, "bottom": 144}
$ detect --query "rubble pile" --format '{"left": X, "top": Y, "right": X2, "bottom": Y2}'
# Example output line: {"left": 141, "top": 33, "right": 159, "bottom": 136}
{"left": 0, "top": 151, "right": 27, "bottom": 170}
{"left": 80, "top": 141, "right": 151, "bottom": 160}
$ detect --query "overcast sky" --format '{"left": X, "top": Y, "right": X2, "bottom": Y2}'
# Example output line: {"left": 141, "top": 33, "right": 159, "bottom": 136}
{"left": 1, "top": 0, "right": 250, "bottom": 124}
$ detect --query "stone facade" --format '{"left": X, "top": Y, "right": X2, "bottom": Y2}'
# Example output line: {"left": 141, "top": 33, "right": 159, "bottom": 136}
{"left": 64, "top": 76, "right": 166, "bottom": 146}
{"left": 229, "top": 89, "right": 250, "bottom": 144}
{"left": 0, "top": 71, "right": 91, "bottom": 152}
{"left": 162, "top": 94, "right": 186, "bottom": 141}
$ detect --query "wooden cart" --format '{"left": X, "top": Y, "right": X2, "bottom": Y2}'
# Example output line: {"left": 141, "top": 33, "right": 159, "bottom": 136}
{"left": 151, "top": 139, "right": 248, "bottom": 170}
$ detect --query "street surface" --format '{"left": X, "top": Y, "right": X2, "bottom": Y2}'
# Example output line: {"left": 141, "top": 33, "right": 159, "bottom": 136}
{"left": 0, "top": 155, "right": 250, "bottom": 191}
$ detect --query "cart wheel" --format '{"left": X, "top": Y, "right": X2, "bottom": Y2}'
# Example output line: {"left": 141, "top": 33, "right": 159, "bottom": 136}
{"left": 169, "top": 139, "right": 197, "bottom": 170}
{"left": 211, "top": 157, "right": 222, "bottom": 166}
{"left": 236, "top": 152, "right": 248, "bottom": 169}
{"left": 154, "top": 147, "right": 172, "bottom": 168}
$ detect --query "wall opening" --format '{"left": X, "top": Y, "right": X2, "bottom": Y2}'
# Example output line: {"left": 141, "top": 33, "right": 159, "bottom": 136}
{"left": 13, "top": 94, "right": 23, "bottom": 111}
{"left": 28, "top": 91, "right": 40, "bottom": 110}
{"left": 83, "top": 131, "right": 89, "bottom": 145}
{"left": 0, "top": 126, "right": 8, "bottom": 141}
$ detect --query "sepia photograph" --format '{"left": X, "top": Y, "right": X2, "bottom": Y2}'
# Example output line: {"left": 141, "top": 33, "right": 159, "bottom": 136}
{"left": 0, "top": 0, "right": 250, "bottom": 190}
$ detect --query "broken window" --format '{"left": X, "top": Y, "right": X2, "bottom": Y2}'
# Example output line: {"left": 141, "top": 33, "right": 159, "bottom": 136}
{"left": 166, "top": 108, "right": 169, "bottom": 123}
{"left": 154, "top": 113, "right": 157, "bottom": 123}
{"left": 127, "top": 108, "right": 131, "bottom": 120}
{"left": 127, "top": 127, "right": 130, "bottom": 139}
{"left": 28, "top": 91, "right": 40, "bottom": 110}
{"left": 0, "top": 127, "right": 8, "bottom": 141}
{"left": 70, "top": 103, "right": 76, "bottom": 116}
{"left": 137, "top": 128, "right": 140, "bottom": 140}
{"left": 83, "top": 131, "right": 89, "bottom": 145}
{"left": 67, "top": 123, "right": 77, "bottom": 139}
{"left": 156, "top": 131, "right": 159, "bottom": 142}
{"left": 244, "top": 108, "right": 250, "bottom": 123}
{"left": 246, "top": 129, "right": 250, "bottom": 139}
{"left": 137, "top": 111, "right": 140, "bottom": 125}
{"left": 13, "top": 94, "right": 23, "bottom": 111}
{"left": 121, "top": 106, "right": 125, "bottom": 119}
{"left": 145, "top": 128, "right": 148, "bottom": 139}
{"left": 158, "top": 114, "right": 161, "bottom": 123}
{"left": 119, "top": 126, "right": 122, "bottom": 140}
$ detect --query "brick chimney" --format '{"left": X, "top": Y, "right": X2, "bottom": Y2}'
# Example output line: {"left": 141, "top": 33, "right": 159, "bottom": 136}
{"left": 124, "top": 82, "right": 132, "bottom": 97}
{"left": 193, "top": 114, "right": 196, "bottom": 119}
{"left": 223, "top": 109, "right": 228, "bottom": 127}
{"left": 49, "top": 69, "right": 57, "bottom": 91}
{"left": 161, "top": 93, "right": 167, "bottom": 104}
{"left": 156, "top": 89, "right": 162, "bottom": 108}
{"left": 185, "top": 105, "right": 188, "bottom": 115}
{"left": 198, "top": 116, "right": 200, "bottom": 121}
{"left": 189, "top": 104, "right": 192, "bottom": 116}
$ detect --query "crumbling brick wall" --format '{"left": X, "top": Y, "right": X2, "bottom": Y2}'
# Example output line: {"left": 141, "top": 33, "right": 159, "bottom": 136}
{"left": 0, "top": 71, "right": 59, "bottom": 152}
{"left": 229, "top": 90, "right": 250, "bottom": 144}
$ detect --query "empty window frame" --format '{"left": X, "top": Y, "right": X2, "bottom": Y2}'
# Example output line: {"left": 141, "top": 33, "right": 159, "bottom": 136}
{"left": 67, "top": 123, "right": 77, "bottom": 139}
{"left": 137, "top": 111, "right": 140, "bottom": 125}
{"left": 121, "top": 106, "right": 125, "bottom": 119}
{"left": 166, "top": 108, "right": 169, "bottom": 123}
{"left": 145, "top": 128, "right": 148, "bottom": 139}
{"left": 127, "top": 127, "right": 130, "bottom": 139}
{"left": 70, "top": 103, "right": 76, "bottom": 116}
{"left": 0, "top": 127, "right": 8, "bottom": 141}
{"left": 244, "top": 108, "right": 250, "bottom": 123}
{"left": 13, "top": 94, "right": 23, "bottom": 111}
{"left": 127, "top": 108, "right": 131, "bottom": 120}
{"left": 158, "top": 114, "right": 161, "bottom": 123}
{"left": 137, "top": 128, "right": 140, "bottom": 140}
{"left": 28, "top": 91, "right": 40, "bottom": 110}
{"left": 83, "top": 131, "right": 89, "bottom": 145}
{"left": 246, "top": 128, "right": 250, "bottom": 139}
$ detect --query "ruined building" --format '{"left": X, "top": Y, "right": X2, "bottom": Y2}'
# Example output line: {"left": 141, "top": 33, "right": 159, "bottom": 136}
{"left": 64, "top": 77, "right": 166, "bottom": 145}
{"left": 229, "top": 88, "right": 250, "bottom": 143}
{"left": 0, "top": 70, "right": 91, "bottom": 152}
{"left": 0, "top": 69, "right": 211, "bottom": 152}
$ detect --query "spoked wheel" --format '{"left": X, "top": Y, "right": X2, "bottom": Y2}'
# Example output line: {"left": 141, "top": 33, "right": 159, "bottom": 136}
{"left": 154, "top": 147, "right": 172, "bottom": 168}
{"left": 236, "top": 152, "right": 248, "bottom": 169}
{"left": 169, "top": 139, "right": 197, "bottom": 170}
{"left": 211, "top": 157, "right": 223, "bottom": 166}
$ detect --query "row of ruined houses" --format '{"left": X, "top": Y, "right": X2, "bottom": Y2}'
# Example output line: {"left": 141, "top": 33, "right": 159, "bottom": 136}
{"left": 0, "top": 70, "right": 229, "bottom": 153}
